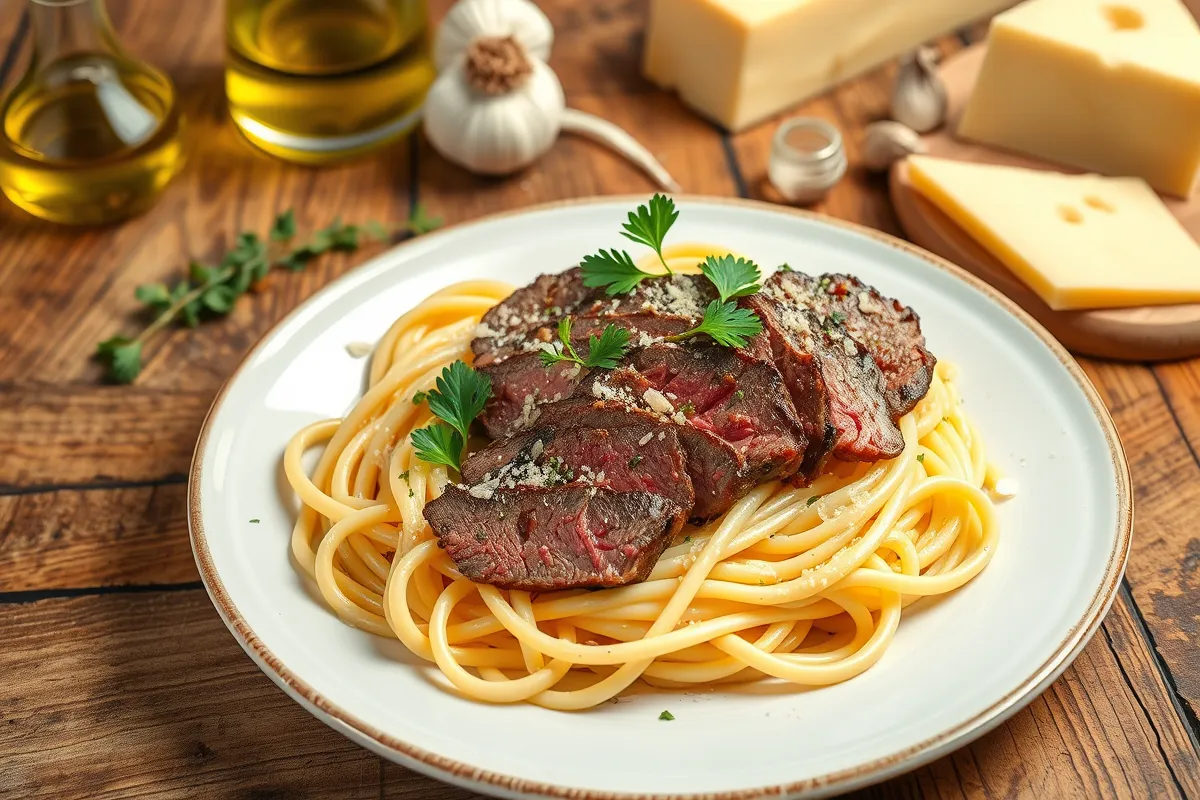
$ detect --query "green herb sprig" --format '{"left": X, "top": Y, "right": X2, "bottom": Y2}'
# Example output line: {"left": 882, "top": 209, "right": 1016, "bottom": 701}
{"left": 96, "top": 206, "right": 443, "bottom": 384}
{"left": 410, "top": 361, "right": 492, "bottom": 472}
{"left": 538, "top": 318, "right": 632, "bottom": 370}
{"left": 580, "top": 194, "right": 678, "bottom": 295}
{"left": 700, "top": 255, "right": 761, "bottom": 302}
{"left": 665, "top": 301, "right": 763, "bottom": 349}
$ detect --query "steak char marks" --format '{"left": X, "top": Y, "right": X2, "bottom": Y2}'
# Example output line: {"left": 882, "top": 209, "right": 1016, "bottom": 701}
{"left": 476, "top": 274, "right": 717, "bottom": 438}
{"left": 425, "top": 266, "right": 935, "bottom": 592}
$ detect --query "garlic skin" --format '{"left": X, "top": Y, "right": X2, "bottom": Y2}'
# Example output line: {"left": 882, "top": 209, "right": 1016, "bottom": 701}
{"left": 434, "top": 0, "right": 554, "bottom": 73}
{"left": 890, "top": 47, "right": 948, "bottom": 133}
{"left": 861, "top": 121, "right": 926, "bottom": 172}
{"left": 424, "top": 37, "right": 565, "bottom": 175}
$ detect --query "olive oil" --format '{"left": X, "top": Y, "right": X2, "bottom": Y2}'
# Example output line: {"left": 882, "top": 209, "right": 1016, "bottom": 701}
{"left": 226, "top": 0, "right": 435, "bottom": 164}
{"left": 0, "top": 1, "right": 185, "bottom": 225}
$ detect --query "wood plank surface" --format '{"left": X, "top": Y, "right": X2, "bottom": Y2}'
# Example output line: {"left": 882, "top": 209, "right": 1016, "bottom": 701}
{"left": 1, "top": 0, "right": 1198, "bottom": 798}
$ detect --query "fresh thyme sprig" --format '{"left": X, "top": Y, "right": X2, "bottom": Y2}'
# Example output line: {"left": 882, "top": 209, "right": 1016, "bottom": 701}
{"left": 95, "top": 205, "right": 443, "bottom": 384}
{"left": 538, "top": 318, "right": 632, "bottom": 370}
{"left": 410, "top": 360, "right": 492, "bottom": 472}
{"left": 665, "top": 300, "right": 764, "bottom": 349}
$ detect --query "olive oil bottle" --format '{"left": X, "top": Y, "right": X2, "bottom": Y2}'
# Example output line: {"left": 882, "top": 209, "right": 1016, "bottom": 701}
{"left": 226, "top": 0, "right": 436, "bottom": 164}
{"left": 0, "top": 0, "right": 185, "bottom": 225}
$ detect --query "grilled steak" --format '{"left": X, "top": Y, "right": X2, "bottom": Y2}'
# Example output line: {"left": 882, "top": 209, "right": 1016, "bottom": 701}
{"left": 752, "top": 273, "right": 904, "bottom": 463}
{"left": 476, "top": 275, "right": 717, "bottom": 438}
{"left": 584, "top": 341, "right": 809, "bottom": 519}
{"left": 461, "top": 417, "right": 695, "bottom": 514}
{"left": 785, "top": 272, "right": 936, "bottom": 418}
{"left": 425, "top": 485, "right": 684, "bottom": 591}
{"left": 473, "top": 268, "right": 593, "bottom": 364}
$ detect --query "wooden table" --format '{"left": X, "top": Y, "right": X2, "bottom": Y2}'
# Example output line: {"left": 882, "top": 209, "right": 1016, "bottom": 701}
{"left": 2, "top": 2, "right": 1198, "bottom": 797}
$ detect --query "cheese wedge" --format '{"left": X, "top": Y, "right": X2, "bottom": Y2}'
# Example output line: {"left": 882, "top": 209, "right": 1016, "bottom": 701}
{"left": 959, "top": 0, "right": 1200, "bottom": 197}
{"left": 906, "top": 156, "right": 1200, "bottom": 310}
{"left": 643, "top": 0, "right": 1016, "bottom": 132}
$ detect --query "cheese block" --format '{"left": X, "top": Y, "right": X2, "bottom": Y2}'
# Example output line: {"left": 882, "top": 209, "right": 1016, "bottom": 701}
{"left": 642, "top": 0, "right": 1016, "bottom": 132}
{"left": 906, "top": 156, "right": 1200, "bottom": 311}
{"left": 958, "top": 0, "right": 1200, "bottom": 198}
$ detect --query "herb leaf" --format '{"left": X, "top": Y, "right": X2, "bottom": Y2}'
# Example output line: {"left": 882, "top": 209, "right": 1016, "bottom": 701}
{"left": 540, "top": 318, "right": 632, "bottom": 370}
{"left": 407, "top": 203, "right": 443, "bottom": 235}
{"left": 270, "top": 210, "right": 297, "bottom": 242}
{"left": 96, "top": 337, "right": 143, "bottom": 384}
{"left": 699, "top": 254, "right": 761, "bottom": 302}
{"left": 658, "top": 710, "right": 675, "bottom": 721}
{"left": 411, "top": 423, "right": 465, "bottom": 472}
{"left": 620, "top": 194, "right": 678, "bottom": 274}
{"left": 580, "top": 248, "right": 650, "bottom": 296}
{"left": 666, "top": 300, "right": 763, "bottom": 349}
{"left": 426, "top": 361, "right": 492, "bottom": 441}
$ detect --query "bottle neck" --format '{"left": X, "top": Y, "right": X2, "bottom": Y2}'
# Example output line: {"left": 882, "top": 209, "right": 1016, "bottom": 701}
{"left": 28, "top": 0, "right": 122, "bottom": 68}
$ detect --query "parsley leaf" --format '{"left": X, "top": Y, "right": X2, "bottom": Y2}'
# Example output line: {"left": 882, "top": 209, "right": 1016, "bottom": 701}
{"left": 778, "top": 263, "right": 795, "bottom": 273}
{"left": 807, "top": 495, "right": 821, "bottom": 506}
{"left": 412, "top": 391, "right": 428, "bottom": 406}
{"left": 916, "top": 453, "right": 925, "bottom": 463}
{"left": 540, "top": 318, "right": 632, "bottom": 370}
{"left": 666, "top": 301, "right": 763, "bottom": 349}
{"left": 407, "top": 203, "right": 443, "bottom": 235}
{"left": 699, "top": 254, "right": 761, "bottom": 302}
{"left": 426, "top": 361, "right": 492, "bottom": 442}
{"left": 580, "top": 248, "right": 650, "bottom": 296}
{"left": 620, "top": 194, "right": 678, "bottom": 274}
{"left": 249, "top": 518, "right": 260, "bottom": 523}
{"left": 658, "top": 710, "right": 675, "bottom": 721}
{"left": 411, "top": 423, "right": 465, "bottom": 472}
{"left": 829, "top": 311, "right": 847, "bottom": 325}
{"left": 270, "top": 209, "right": 297, "bottom": 242}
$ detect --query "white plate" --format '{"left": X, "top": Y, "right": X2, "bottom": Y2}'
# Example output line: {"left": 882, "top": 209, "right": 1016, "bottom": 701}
{"left": 189, "top": 197, "right": 1131, "bottom": 799}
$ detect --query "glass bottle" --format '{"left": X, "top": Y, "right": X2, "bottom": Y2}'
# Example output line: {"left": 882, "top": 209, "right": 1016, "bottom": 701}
{"left": 0, "top": 0, "right": 185, "bottom": 225}
{"left": 225, "top": 0, "right": 436, "bottom": 165}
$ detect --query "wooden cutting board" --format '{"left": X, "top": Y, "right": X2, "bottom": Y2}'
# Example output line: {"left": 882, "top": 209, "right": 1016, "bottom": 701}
{"left": 889, "top": 44, "right": 1200, "bottom": 361}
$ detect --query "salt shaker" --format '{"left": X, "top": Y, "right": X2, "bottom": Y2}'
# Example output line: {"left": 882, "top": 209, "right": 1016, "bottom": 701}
{"left": 767, "top": 117, "right": 847, "bottom": 205}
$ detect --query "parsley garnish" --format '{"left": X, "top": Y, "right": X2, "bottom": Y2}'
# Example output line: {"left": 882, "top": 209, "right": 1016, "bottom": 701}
{"left": 539, "top": 318, "right": 632, "bottom": 370}
{"left": 699, "top": 254, "right": 761, "bottom": 302}
{"left": 829, "top": 311, "right": 847, "bottom": 325}
{"left": 807, "top": 495, "right": 821, "bottom": 506}
{"left": 628, "top": 455, "right": 643, "bottom": 468}
{"left": 621, "top": 194, "right": 678, "bottom": 274}
{"left": 412, "top": 391, "right": 428, "bottom": 406}
{"left": 97, "top": 206, "right": 442, "bottom": 383}
{"left": 659, "top": 710, "right": 675, "bottom": 721}
{"left": 678, "top": 401, "right": 695, "bottom": 416}
{"left": 249, "top": 518, "right": 260, "bottom": 523}
{"left": 778, "top": 263, "right": 795, "bottom": 273}
{"left": 398, "top": 470, "right": 410, "bottom": 481}
{"left": 665, "top": 301, "right": 763, "bottom": 349}
{"left": 410, "top": 361, "right": 492, "bottom": 472}
{"left": 916, "top": 453, "right": 925, "bottom": 464}
{"left": 580, "top": 248, "right": 651, "bottom": 296}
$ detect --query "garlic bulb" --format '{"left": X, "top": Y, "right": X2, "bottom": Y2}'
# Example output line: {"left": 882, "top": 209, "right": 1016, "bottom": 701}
{"left": 861, "top": 121, "right": 926, "bottom": 172}
{"left": 425, "top": 36, "right": 565, "bottom": 175}
{"left": 890, "top": 47, "right": 948, "bottom": 133}
{"left": 434, "top": 0, "right": 554, "bottom": 73}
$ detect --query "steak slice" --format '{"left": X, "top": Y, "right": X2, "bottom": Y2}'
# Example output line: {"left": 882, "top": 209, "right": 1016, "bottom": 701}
{"left": 425, "top": 485, "right": 684, "bottom": 591}
{"left": 581, "top": 342, "right": 808, "bottom": 519}
{"left": 461, "top": 417, "right": 695, "bottom": 515}
{"left": 753, "top": 274, "right": 904, "bottom": 463}
{"left": 476, "top": 275, "right": 717, "bottom": 437}
{"left": 786, "top": 272, "right": 936, "bottom": 418}
{"left": 473, "top": 268, "right": 594, "bottom": 363}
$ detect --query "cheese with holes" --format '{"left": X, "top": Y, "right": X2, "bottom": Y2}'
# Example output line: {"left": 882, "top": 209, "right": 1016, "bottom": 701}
{"left": 959, "top": 0, "right": 1200, "bottom": 197}
{"left": 907, "top": 156, "right": 1200, "bottom": 310}
{"left": 642, "top": 0, "right": 1016, "bottom": 132}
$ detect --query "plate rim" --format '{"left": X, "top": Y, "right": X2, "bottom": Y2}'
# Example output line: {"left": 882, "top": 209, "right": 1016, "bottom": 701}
{"left": 187, "top": 195, "right": 1133, "bottom": 800}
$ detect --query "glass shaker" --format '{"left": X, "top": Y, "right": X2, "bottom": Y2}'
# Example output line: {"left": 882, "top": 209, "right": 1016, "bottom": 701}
{"left": 225, "top": 0, "right": 436, "bottom": 164}
{"left": 0, "top": 0, "right": 185, "bottom": 224}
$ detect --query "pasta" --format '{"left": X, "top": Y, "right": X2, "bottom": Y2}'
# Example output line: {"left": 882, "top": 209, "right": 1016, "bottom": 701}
{"left": 285, "top": 278, "right": 1000, "bottom": 710}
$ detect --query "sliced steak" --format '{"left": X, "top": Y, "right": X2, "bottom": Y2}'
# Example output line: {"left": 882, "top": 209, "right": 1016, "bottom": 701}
{"left": 473, "top": 268, "right": 594, "bottom": 364}
{"left": 785, "top": 272, "right": 936, "bottom": 418}
{"left": 582, "top": 342, "right": 808, "bottom": 519}
{"left": 753, "top": 273, "right": 904, "bottom": 463}
{"left": 426, "top": 485, "right": 683, "bottom": 591}
{"left": 476, "top": 275, "right": 717, "bottom": 437}
{"left": 461, "top": 417, "right": 695, "bottom": 515}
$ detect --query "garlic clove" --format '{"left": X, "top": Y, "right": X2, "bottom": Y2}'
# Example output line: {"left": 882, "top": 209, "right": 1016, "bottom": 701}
{"left": 890, "top": 46, "right": 948, "bottom": 134}
{"left": 861, "top": 120, "right": 926, "bottom": 172}
{"left": 435, "top": 0, "right": 554, "bottom": 74}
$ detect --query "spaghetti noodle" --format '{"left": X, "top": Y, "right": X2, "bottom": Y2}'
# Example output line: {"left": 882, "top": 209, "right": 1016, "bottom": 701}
{"left": 285, "top": 278, "right": 1000, "bottom": 710}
